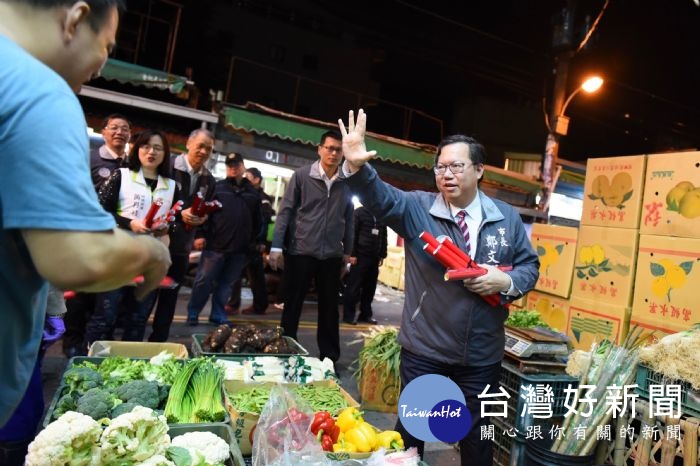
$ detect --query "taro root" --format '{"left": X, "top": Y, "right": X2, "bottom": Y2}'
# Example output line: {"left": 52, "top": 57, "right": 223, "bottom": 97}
{"left": 258, "top": 327, "right": 283, "bottom": 347}
{"left": 201, "top": 332, "right": 214, "bottom": 352}
{"left": 210, "top": 325, "right": 232, "bottom": 350}
{"left": 223, "top": 333, "right": 245, "bottom": 353}
{"left": 263, "top": 337, "right": 296, "bottom": 354}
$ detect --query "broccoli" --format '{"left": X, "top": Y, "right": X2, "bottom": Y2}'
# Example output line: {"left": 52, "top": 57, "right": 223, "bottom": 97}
{"left": 111, "top": 401, "right": 139, "bottom": 418}
{"left": 76, "top": 387, "right": 122, "bottom": 420}
{"left": 63, "top": 366, "right": 103, "bottom": 395}
{"left": 52, "top": 392, "right": 78, "bottom": 419}
{"left": 114, "top": 379, "right": 161, "bottom": 409}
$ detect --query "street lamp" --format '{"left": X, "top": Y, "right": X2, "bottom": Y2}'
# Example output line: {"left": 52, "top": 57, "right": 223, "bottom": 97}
{"left": 552, "top": 76, "right": 604, "bottom": 137}
{"left": 541, "top": 75, "right": 604, "bottom": 210}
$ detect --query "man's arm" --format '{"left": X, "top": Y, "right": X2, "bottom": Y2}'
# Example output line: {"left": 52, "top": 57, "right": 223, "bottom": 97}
{"left": 22, "top": 228, "right": 171, "bottom": 299}
{"left": 268, "top": 171, "right": 300, "bottom": 270}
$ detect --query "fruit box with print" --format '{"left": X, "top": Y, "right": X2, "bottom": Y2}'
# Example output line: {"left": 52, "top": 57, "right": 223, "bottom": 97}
{"left": 630, "top": 234, "right": 700, "bottom": 337}
{"left": 581, "top": 155, "right": 647, "bottom": 229}
{"left": 358, "top": 362, "right": 401, "bottom": 414}
{"left": 525, "top": 290, "right": 570, "bottom": 332}
{"left": 530, "top": 223, "right": 579, "bottom": 298}
{"left": 571, "top": 225, "right": 639, "bottom": 307}
{"left": 639, "top": 151, "right": 700, "bottom": 239}
{"left": 566, "top": 297, "right": 631, "bottom": 351}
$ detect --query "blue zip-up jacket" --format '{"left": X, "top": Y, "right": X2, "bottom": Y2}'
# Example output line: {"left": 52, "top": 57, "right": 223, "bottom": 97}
{"left": 346, "top": 164, "right": 539, "bottom": 366}
{"left": 272, "top": 161, "right": 354, "bottom": 259}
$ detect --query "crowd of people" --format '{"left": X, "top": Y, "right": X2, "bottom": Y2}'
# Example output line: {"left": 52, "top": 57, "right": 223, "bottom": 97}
{"left": 0, "top": 2, "right": 539, "bottom": 465}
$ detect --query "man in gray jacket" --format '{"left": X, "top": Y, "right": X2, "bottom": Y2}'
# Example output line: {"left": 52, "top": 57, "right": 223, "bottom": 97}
{"left": 269, "top": 130, "right": 354, "bottom": 364}
{"left": 339, "top": 110, "right": 539, "bottom": 466}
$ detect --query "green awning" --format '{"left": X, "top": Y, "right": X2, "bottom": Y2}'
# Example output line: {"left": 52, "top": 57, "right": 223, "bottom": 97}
{"left": 223, "top": 105, "right": 435, "bottom": 169}
{"left": 98, "top": 59, "right": 189, "bottom": 94}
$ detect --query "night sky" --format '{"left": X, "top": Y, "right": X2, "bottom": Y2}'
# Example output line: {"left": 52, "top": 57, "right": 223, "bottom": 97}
{"left": 118, "top": 0, "right": 700, "bottom": 163}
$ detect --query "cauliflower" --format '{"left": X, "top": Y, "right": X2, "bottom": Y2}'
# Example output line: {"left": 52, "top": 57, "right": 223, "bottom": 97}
{"left": 136, "top": 454, "right": 176, "bottom": 466}
{"left": 170, "top": 431, "right": 230, "bottom": 465}
{"left": 25, "top": 411, "right": 101, "bottom": 466}
{"left": 99, "top": 406, "right": 170, "bottom": 464}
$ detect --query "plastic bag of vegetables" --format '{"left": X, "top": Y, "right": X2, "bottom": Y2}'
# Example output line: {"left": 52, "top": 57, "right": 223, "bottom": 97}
{"left": 252, "top": 385, "right": 332, "bottom": 466}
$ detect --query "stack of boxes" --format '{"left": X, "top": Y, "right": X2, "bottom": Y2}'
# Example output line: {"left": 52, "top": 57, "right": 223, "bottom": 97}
{"left": 566, "top": 155, "right": 647, "bottom": 350}
{"left": 526, "top": 223, "right": 579, "bottom": 332}
{"left": 631, "top": 151, "right": 700, "bottom": 338}
{"left": 377, "top": 245, "right": 405, "bottom": 290}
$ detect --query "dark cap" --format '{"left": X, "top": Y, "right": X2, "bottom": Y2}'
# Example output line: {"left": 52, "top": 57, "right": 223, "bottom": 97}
{"left": 246, "top": 167, "right": 262, "bottom": 179}
{"left": 225, "top": 152, "right": 244, "bottom": 166}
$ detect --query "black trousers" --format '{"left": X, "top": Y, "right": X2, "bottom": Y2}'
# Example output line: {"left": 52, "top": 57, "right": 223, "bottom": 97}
{"left": 227, "top": 251, "right": 268, "bottom": 312}
{"left": 281, "top": 254, "right": 342, "bottom": 362}
{"left": 343, "top": 255, "right": 380, "bottom": 322}
{"left": 148, "top": 253, "right": 188, "bottom": 342}
{"left": 62, "top": 292, "right": 95, "bottom": 355}
{"left": 395, "top": 348, "right": 501, "bottom": 466}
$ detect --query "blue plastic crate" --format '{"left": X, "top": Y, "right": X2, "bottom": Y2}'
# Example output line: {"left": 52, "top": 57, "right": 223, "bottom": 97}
{"left": 635, "top": 364, "right": 700, "bottom": 418}
{"left": 498, "top": 362, "right": 579, "bottom": 432}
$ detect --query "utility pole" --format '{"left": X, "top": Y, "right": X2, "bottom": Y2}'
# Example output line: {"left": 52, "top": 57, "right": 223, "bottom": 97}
{"left": 540, "top": 0, "right": 576, "bottom": 211}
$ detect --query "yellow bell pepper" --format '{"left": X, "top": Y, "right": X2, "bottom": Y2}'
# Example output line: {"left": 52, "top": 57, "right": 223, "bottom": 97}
{"left": 332, "top": 434, "right": 358, "bottom": 453}
{"left": 344, "top": 421, "right": 378, "bottom": 453}
{"left": 377, "top": 430, "right": 404, "bottom": 450}
{"left": 335, "top": 407, "right": 364, "bottom": 433}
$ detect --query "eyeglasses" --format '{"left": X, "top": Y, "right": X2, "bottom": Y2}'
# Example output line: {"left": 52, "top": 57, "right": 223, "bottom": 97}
{"left": 322, "top": 145, "right": 343, "bottom": 154}
{"left": 105, "top": 125, "right": 130, "bottom": 133}
{"left": 433, "top": 162, "right": 472, "bottom": 176}
{"left": 141, "top": 144, "right": 165, "bottom": 153}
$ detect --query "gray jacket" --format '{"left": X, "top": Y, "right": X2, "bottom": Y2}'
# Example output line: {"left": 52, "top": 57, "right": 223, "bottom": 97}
{"left": 346, "top": 164, "right": 539, "bottom": 366}
{"left": 272, "top": 161, "right": 354, "bottom": 259}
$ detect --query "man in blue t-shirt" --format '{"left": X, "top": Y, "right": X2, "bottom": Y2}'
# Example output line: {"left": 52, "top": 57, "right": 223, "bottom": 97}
{"left": 0, "top": 0, "right": 172, "bottom": 436}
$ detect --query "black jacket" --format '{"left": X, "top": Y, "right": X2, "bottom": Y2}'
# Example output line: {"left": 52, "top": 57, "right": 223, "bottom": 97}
{"left": 351, "top": 206, "right": 387, "bottom": 259}
{"left": 90, "top": 146, "right": 127, "bottom": 192}
{"left": 202, "top": 177, "right": 262, "bottom": 254}
{"left": 169, "top": 155, "right": 216, "bottom": 255}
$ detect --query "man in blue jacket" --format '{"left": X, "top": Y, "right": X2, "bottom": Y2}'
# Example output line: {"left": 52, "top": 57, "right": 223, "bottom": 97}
{"left": 339, "top": 110, "right": 539, "bottom": 466}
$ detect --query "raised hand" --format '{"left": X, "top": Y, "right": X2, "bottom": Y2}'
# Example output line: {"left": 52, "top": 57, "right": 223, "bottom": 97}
{"left": 338, "top": 109, "right": 377, "bottom": 169}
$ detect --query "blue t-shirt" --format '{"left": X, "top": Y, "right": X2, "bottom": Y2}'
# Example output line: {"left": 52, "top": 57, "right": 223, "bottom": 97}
{"left": 0, "top": 35, "right": 115, "bottom": 425}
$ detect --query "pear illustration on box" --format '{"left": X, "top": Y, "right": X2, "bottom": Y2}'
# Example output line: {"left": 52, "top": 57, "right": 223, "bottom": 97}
{"left": 650, "top": 258, "right": 693, "bottom": 302}
{"left": 589, "top": 172, "right": 634, "bottom": 209}
{"left": 666, "top": 181, "right": 700, "bottom": 219}
{"left": 536, "top": 242, "right": 563, "bottom": 276}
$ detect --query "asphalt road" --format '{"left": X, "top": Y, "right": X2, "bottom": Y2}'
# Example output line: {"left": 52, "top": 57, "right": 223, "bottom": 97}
{"left": 40, "top": 283, "right": 460, "bottom": 464}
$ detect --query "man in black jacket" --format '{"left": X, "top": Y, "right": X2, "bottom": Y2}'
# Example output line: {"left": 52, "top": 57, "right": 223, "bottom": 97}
{"left": 186, "top": 153, "right": 262, "bottom": 325}
{"left": 227, "top": 167, "right": 275, "bottom": 315}
{"left": 148, "top": 128, "right": 216, "bottom": 341}
{"left": 343, "top": 205, "right": 387, "bottom": 324}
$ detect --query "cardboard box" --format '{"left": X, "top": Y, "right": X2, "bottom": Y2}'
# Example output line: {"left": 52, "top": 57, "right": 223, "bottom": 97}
{"left": 639, "top": 151, "right": 700, "bottom": 238}
{"left": 510, "top": 294, "right": 526, "bottom": 309}
{"left": 530, "top": 223, "right": 579, "bottom": 298}
{"left": 378, "top": 264, "right": 403, "bottom": 289}
{"left": 87, "top": 340, "right": 188, "bottom": 358}
{"left": 225, "top": 379, "right": 358, "bottom": 455}
{"left": 571, "top": 226, "right": 639, "bottom": 307}
{"left": 630, "top": 234, "right": 700, "bottom": 337}
{"left": 581, "top": 155, "right": 647, "bottom": 229}
{"left": 358, "top": 363, "right": 400, "bottom": 413}
{"left": 567, "top": 297, "right": 631, "bottom": 351}
{"left": 525, "top": 291, "right": 570, "bottom": 332}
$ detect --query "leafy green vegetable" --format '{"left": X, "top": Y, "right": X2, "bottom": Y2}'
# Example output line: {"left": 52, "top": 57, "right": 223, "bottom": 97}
{"left": 505, "top": 309, "right": 551, "bottom": 329}
{"left": 166, "top": 446, "right": 193, "bottom": 466}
